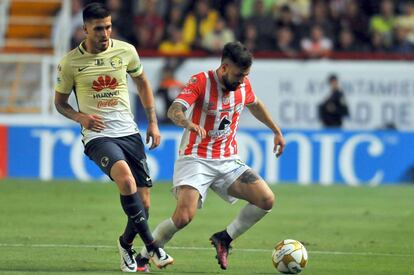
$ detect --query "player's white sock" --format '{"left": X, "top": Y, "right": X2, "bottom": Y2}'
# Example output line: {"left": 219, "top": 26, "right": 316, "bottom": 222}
{"left": 153, "top": 218, "right": 179, "bottom": 247}
{"left": 226, "top": 203, "right": 270, "bottom": 240}
{"left": 140, "top": 218, "right": 179, "bottom": 257}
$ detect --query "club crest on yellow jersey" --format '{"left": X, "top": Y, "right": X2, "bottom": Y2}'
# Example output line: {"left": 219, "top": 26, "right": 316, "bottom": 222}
{"left": 110, "top": 56, "right": 123, "bottom": 69}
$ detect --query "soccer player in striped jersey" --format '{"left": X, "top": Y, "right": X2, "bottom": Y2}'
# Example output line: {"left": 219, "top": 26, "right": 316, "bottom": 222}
{"left": 138, "top": 41, "right": 286, "bottom": 270}
{"left": 54, "top": 3, "right": 173, "bottom": 272}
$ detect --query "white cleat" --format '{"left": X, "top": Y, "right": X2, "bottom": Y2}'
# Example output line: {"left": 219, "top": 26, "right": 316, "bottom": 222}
{"left": 149, "top": 247, "right": 174, "bottom": 269}
{"left": 117, "top": 239, "right": 137, "bottom": 272}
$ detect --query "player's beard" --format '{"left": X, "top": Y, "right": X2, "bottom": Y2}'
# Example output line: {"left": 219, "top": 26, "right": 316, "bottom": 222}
{"left": 222, "top": 74, "right": 240, "bottom": 91}
{"left": 94, "top": 37, "right": 109, "bottom": 52}
{"left": 98, "top": 40, "right": 109, "bottom": 50}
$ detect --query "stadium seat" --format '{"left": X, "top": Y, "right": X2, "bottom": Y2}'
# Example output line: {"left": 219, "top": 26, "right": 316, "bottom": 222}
{"left": 1, "top": 0, "right": 61, "bottom": 54}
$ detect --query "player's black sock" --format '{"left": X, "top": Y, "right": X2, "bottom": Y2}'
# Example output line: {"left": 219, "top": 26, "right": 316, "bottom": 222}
{"left": 122, "top": 208, "right": 150, "bottom": 244}
{"left": 145, "top": 241, "right": 157, "bottom": 253}
{"left": 122, "top": 218, "right": 137, "bottom": 245}
{"left": 220, "top": 230, "right": 233, "bottom": 245}
{"left": 119, "top": 235, "right": 132, "bottom": 250}
{"left": 120, "top": 193, "right": 154, "bottom": 246}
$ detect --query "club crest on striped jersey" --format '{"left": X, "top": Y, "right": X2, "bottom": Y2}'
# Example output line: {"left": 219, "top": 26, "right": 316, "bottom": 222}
{"left": 222, "top": 95, "right": 230, "bottom": 105}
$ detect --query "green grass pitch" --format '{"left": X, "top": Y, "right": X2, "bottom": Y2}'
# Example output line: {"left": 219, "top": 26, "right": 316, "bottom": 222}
{"left": 0, "top": 180, "right": 413, "bottom": 274}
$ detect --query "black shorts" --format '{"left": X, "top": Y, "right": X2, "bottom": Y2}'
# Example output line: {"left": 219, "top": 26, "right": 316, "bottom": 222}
{"left": 84, "top": 133, "right": 152, "bottom": 188}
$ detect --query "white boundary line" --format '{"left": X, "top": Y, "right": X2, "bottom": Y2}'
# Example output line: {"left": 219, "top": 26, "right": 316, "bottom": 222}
{"left": 0, "top": 243, "right": 411, "bottom": 258}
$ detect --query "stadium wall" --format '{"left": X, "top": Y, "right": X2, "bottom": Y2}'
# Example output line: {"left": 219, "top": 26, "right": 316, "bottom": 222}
{"left": 1, "top": 58, "right": 414, "bottom": 184}
{"left": 4, "top": 125, "right": 414, "bottom": 185}
{"left": 1, "top": 58, "right": 414, "bottom": 131}
{"left": 0, "top": 125, "right": 7, "bottom": 178}
{"left": 169, "top": 59, "right": 414, "bottom": 131}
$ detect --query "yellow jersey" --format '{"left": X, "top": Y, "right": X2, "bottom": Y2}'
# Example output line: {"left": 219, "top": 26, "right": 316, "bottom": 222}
{"left": 55, "top": 39, "right": 143, "bottom": 144}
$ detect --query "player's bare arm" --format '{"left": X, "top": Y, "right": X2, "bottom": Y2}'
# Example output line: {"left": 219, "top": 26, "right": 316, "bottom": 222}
{"left": 132, "top": 72, "right": 161, "bottom": 149}
{"left": 54, "top": 92, "right": 105, "bottom": 132}
{"left": 168, "top": 102, "right": 206, "bottom": 138}
{"left": 247, "top": 99, "right": 285, "bottom": 157}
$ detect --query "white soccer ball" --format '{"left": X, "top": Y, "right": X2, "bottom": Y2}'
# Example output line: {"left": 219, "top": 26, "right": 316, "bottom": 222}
{"left": 272, "top": 239, "right": 308, "bottom": 274}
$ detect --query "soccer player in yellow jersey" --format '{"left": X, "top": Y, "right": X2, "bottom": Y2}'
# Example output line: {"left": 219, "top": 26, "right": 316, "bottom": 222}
{"left": 54, "top": 3, "right": 173, "bottom": 272}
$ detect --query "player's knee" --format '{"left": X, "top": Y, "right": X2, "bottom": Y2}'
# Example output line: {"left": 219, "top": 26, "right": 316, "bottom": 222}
{"left": 258, "top": 192, "right": 275, "bottom": 211}
{"left": 118, "top": 175, "right": 136, "bottom": 195}
{"left": 173, "top": 212, "right": 194, "bottom": 229}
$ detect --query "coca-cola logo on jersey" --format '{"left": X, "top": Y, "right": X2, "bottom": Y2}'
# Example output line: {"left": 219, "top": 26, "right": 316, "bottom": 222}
{"left": 97, "top": 99, "right": 119, "bottom": 108}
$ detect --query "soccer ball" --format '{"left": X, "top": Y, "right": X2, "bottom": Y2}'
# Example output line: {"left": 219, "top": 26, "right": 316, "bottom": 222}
{"left": 272, "top": 239, "right": 308, "bottom": 274}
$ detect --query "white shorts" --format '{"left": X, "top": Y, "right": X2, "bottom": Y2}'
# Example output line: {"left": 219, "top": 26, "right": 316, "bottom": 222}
{"left": 172, "top": 156, "right": 250, "bottom": 208}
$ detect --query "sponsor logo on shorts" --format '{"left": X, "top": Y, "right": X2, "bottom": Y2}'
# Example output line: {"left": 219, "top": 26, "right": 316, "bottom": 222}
{"left": 101, "top": 156, "right": 109, "bottom": 167}
{"left": 235, "top": 159, "right": 244, "bottom": 165}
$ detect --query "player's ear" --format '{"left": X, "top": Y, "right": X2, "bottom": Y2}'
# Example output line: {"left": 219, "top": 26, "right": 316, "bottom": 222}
{"left": 221, "top": 63, "right": 228, "bottom": 74}
{"left": 83, "top": 24, "right": 87, "bottom": 34}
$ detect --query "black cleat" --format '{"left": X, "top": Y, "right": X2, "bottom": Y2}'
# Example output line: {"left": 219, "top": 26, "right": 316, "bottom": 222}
{"left": 209, "top": 232, "right": 232, "bottom": 270}
{"left": 135, "top": 253, "right": 150, "bottom": 273}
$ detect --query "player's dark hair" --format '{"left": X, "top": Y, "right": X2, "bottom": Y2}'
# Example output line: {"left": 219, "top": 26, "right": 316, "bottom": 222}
{"left": 328, "top": 74, "right": 338, "bottom": 82}
{"left": 82, "top": 2, "right": 110, "bottom": 23}
{"left": 221, "top": 41, "right": 253, "bottom": 70}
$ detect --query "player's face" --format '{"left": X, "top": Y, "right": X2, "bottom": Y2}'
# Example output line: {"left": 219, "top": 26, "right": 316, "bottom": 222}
{"left": 222, "top": 62, "right": 250, "bottom": 91}
{"left": 84, "top": 16, "right": 112, "bottom": 53}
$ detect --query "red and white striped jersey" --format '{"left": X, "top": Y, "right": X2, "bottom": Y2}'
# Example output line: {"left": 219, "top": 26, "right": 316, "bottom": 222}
{"left": 174, "top": 70, "right": 256, "bottom": 159}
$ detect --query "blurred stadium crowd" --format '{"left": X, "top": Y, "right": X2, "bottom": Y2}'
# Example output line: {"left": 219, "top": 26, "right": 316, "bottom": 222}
{"left": 70, "top": 0, "right": 414, "bottom": 57}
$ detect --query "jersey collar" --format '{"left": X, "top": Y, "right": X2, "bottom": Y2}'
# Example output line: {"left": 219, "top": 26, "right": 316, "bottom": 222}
{"left": 213, "top": 70, "right": 227, "bottom": 92}
{"left": 78, "top": 39, "right": 113, "bottom": 55}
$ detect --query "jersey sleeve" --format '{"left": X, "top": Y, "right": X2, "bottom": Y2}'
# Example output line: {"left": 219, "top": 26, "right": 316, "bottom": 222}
{"left": 244, "top": 77, "right": 256, "bottom": 105}
{"left": 126, "top": 44, "right": 143, "bottom": 77}
{"left": 55, "top": 56, "right": 74, "bottom": 94}
{"left": 174, "top": 73, "right": 205, "bottom": 109}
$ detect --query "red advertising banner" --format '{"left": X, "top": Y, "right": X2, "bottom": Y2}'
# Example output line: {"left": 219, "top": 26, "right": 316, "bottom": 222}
{"left": 0, "top": 125, "right": 7, "bottom": 178}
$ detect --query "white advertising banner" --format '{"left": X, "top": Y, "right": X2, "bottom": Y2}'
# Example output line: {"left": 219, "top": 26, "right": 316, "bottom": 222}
{"left": 167, "top": 59, "right": 414, "bottom": 131}
{"left": 1, "top": 58, "right": 412, "bottom": 131}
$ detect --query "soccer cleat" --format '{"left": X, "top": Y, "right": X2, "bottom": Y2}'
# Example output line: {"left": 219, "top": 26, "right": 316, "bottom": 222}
{"left": 135, "top": 253, "right": 150, "bottom": 273}
{"left": 210, "top": 232, "right": 232, "bottom": 270}
{"left": 117, "top": 239, "right": 137, "bottom": 272}
{"left": 149, "top": 247, "right": 174, "bottom": 269}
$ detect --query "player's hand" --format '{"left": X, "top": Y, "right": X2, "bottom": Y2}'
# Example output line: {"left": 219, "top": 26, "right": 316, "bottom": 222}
{"left": 146, "top": 122, "right": 161, "bottom": 150}
{"left": 79, "top": 114, "right": 105, "bottom": 132}
{"left": 186, "top": 122, "right": 206, "bottom": 138}
{"left": 273, "top": 133, "right": 286, "bottom": 158}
